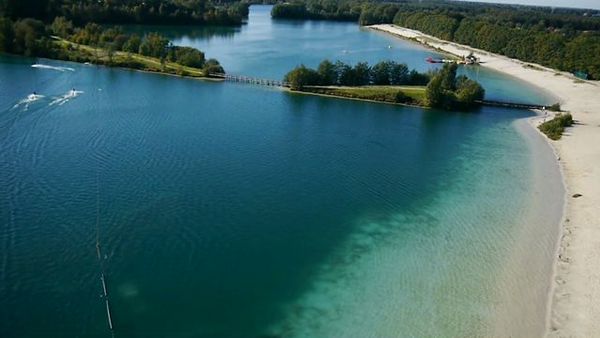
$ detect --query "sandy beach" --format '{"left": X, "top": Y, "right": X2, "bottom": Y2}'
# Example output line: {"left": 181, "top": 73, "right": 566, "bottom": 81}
{"left": 370, "top": 24, "right": 600, "bottom": 338}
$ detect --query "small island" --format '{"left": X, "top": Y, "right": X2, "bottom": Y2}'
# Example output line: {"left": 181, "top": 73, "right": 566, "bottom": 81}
{"left": 283, "top": 60, "right": 485, "bottom": 111}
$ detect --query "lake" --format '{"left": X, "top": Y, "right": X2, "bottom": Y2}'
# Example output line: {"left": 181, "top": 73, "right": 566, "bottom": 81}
{"left": 0, "top": 5, "right": 562, "bottom": 337}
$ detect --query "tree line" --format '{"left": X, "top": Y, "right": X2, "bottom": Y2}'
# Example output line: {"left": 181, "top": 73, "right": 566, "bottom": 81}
{"left": 0, "top": 0, "right": 249, "bottom": 26}
{"left": 284, "top": 60, "right": 484, "bottom": 109}
{"left": 271, "top": 0, "right": 600, "bottom": 79}
{"left": 271, "top": 0, "right": 361, "bottom": 21}
{"left": 283, "top": 59, "right": 430, "bottom": 89}
{"left": 0, "top": 16, "right": 224, "bottom": 74}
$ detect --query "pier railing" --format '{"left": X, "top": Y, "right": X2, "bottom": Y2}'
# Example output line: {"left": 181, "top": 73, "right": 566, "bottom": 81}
{"left": 210, "top": 73, "right": 290, "bottom": 87}
{"left": 208, "top": 75, "right": 549, "bottom": 110}
{"left": 477, "top": 100, "right": 548, "bottom": 110}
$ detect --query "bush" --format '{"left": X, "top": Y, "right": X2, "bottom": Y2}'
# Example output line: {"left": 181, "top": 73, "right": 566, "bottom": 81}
{"left": 425, "top": 64, "right": 484, "bottom": 109}
{"left": 548, "top": 103, "right": 561, "bottom": 112}
{"left": 139, "top": 33, "right": 169, "bottom": 58}
{"left": 538, "top": 113, "right": 573, "bottom": 140}
{"left": 203, "top": 58, "right": 225, "bottom": 75}
{"left": 169, "top": 46, "right": 205, "bottom": 68}
{"left": 395, "top": 91, "right": 409, "bottom": 103}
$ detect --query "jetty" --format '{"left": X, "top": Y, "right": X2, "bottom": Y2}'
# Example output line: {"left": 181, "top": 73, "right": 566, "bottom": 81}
{"left": 210, "top": 73, "right": 289, "bottom": 87}
{"left": 477, "top": 100, "right": 549, "bottom": 110}
{"left": 211, "top": 72, "right": 550, "bottom": 111}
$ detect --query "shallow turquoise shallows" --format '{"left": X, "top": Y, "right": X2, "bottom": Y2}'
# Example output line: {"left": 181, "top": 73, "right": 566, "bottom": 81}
{"left": 1, "top": 5, "right": 560, "bottom": 337}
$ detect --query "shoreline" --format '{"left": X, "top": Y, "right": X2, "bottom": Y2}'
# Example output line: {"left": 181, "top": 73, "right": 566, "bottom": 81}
{"left": 370, "top": 24, "right": 600, "bottom": 337}
{"left": 283, "top": 87, "right": 429, "bottom": 109}
{"left": 491, "top": 116, "right": 566, "bottom": 337}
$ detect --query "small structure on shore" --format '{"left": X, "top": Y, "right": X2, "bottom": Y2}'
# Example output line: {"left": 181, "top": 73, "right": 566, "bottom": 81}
{"left": 463, "top": 52, "right": 480, "bottom": 65}
{"left": 573, "top": 71, "right": 588, "bottom": 80}
{"left": 425, "top": 52, "right": 480, "bottom": 66}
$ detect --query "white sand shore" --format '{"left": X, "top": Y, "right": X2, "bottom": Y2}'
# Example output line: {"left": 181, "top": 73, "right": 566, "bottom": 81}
{"left": 370, "top": 24, "right": 600, "bottom": 338}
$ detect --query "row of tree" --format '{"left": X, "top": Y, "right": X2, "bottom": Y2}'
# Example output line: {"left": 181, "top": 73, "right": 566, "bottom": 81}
{"left": 283, "top": 59, "right": 431, "bottom": 89}
{"left": 271, "top": 0, "right": 361, "bottom": 21}
{"left": 63, "top": 17, "right": 224, "bottom": 72}
{"left": 284, "top": 61, "right": 485, "bottom": 110}
{"left": 393, "top": 10, "right": 600, "bottom": 79}
{"left": 271, "top": 0, "right": 600, "bottom": 79}
{"left": 0, "top": 0, "right": 249, "bottom": 26}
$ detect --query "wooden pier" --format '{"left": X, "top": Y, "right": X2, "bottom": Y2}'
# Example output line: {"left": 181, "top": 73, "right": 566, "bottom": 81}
{"left": 210, "top": 73, "right": 289, "bottom": 87}
{"left": 209, "top": 74, "right": 550, "bottom": 110}
{"left": 477, "top": 100, "right": 548, "bottom": 110}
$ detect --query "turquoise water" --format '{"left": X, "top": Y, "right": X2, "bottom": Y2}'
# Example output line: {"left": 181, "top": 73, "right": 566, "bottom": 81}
{"left": 0, "top": 6, "right": 560, "bottom": 337}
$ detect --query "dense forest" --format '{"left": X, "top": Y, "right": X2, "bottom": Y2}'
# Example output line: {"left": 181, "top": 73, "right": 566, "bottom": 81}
{"left": 272, "top": 0, "right": 600, "bottom": 79}
{"left": 0, "top": 0, "right": 249, "bottom": 25}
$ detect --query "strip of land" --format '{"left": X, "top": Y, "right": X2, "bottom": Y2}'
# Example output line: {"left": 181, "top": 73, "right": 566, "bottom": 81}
{"left": 371, "top": 23, "right": 600, "bottom": 338}
{"left": 51, "top": 37, "right": 220, "bottom": 81}
{"left": 295, "top": 85, "right": 426, "bottom": 106}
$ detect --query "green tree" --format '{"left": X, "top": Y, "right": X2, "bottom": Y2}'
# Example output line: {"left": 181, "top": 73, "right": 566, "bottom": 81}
{"left": 390, "top": 62, "right": 409, "bottom": 85}
{"left": 407, "top": 69, "right": 430, "bottom": 85}
{"left": 50, "top": 16, "right": 73, "bottom": 38}
{"left": 122, "top": 34, "right": 141, "bottom": 54}
{"left": 439, "top": 63, "right": 458, "bottom": 91}
{"left": 455, "top": 75, "right": 485, "bottom": 107}
{"left": 169, "top": 46, "right": 205, "bottom": 68}
{"left": 0, "top": 17, "right": 15, "bottom": 52}
{"left": 317, "top": 59, "right": 337, "bottom": 85}
{"left": 284, "top": 64, "right": 320, "bottom": 90}
{"left": 12, "top": 18, "right": 45, "bottom": 56}
{"left": 425, "top": 75, "right": 445, "bottom": 108}
{"left": 139, "top": 33, "right": 169, "bottom": 58}
{"left": 353, "top": 61, "right": 370, "bottom": 85}
{"left": 336, "top": 60, "right": 354, "bottom": 86}
{"left": 371, "top": 61, "right": 391, "bottom": 85}
{"left": 203, "top": 58, "right": 224, "bottom": 75}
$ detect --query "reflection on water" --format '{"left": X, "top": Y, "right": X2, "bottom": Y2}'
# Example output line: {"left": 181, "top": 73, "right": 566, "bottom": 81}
{"left": 122, "top": 24, "right": 240, "bottom": 42}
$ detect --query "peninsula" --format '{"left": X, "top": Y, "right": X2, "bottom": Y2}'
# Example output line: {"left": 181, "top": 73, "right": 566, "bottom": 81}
{"left": 283, "top": 60, "right": 487, "bottom": 111}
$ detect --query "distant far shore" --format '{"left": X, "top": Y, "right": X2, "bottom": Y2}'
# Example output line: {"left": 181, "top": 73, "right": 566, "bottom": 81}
{"left": 370, "top": 23, "right": 600, "bottom": 338}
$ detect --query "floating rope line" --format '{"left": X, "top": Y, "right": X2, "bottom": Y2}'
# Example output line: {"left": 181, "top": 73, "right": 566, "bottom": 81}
{"left": 95, "top": 164, "right": 115, "bottom": 335}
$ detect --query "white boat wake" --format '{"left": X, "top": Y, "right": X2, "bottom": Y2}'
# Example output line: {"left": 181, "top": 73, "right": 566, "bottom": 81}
{"left": 12, "top": 94, "right": 45, "bottom": 111}
{"left": 49, "top": 90, "right": 84, "bottom": 106}
{"left": 31, "top": 64, "right": 75, "bottom": 72}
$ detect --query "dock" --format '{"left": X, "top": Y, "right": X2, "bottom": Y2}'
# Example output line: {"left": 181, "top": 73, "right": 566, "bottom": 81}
{"left": 211, "top": 72, "right": 549, "bottom": 110}
{"left": 477, "top": 100, "right": 548, "bottom": 110}
{"left": 210, "top": 73, "right": 289, "bottom": 87}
